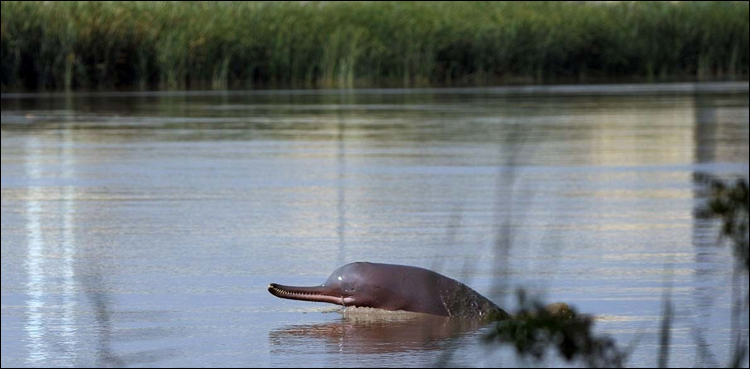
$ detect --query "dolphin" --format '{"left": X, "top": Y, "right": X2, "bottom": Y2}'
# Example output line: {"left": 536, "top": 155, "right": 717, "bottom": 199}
{"left": 268, "top": 262, "right": 511, "bottom": 320}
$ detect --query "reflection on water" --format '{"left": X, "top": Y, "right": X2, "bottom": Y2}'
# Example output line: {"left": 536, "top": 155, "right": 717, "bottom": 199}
{"left": 1, "top": 83, "right": 748, "bottom": 368}
{"left": 270, "top": 311, "right": 483, "bottom": 355}
{"left": 337, "top": 113, "right": 347, "bottom": 267}
{"left": 24, "top": 136, "right": 48, "bottom": 365}
{"left": 23, "top": 130, "right": 80, "bottom": 367}
{"left": 270, "top": 311, "right": 489, "bottom": 368}
{"left": 692, "top": 92, "right": 723, "bottom": 368}
{"left": 14, "top": 108, "right": 174, "bottom": 368}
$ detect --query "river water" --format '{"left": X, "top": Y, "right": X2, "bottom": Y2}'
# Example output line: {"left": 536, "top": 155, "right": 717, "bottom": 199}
{"left": 1, "top": 83, "right": 748, "bottom": 368}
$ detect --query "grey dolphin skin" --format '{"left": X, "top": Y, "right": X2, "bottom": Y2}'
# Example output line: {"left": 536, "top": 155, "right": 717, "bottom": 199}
{"left": 268, "top": 262, "right": 511, "bottom": 320}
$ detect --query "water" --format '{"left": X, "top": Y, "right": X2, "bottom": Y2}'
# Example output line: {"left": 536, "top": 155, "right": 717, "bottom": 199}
{"left": 1, "top": 83, "right": 748, "bottom": 368}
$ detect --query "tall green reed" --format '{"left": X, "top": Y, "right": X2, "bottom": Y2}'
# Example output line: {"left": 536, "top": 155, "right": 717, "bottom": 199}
{"left": 2, "top": 1, "right": 747, "bottom": 91}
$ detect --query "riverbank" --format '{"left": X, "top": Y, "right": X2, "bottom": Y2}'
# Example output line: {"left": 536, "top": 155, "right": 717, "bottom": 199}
{"left": 1, "top": 1, "right": 748, "bottom": 91}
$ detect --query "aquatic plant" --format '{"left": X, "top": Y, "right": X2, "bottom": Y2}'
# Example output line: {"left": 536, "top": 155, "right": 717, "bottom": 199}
{"left": 695, "top": 174, "right": 749, "bottom": 272}
{"left": 484, "top": 290, "right": 627, "bottom": 368}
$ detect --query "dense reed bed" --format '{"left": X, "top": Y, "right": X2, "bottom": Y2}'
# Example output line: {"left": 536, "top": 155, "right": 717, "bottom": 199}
{"left": 1, "top": 1, "right": 748, "bottom": 90}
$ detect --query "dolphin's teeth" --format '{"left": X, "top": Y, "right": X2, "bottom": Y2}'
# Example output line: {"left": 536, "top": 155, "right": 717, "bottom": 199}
{"left": 271, "top": 286, "right": 324, "bottom": 297}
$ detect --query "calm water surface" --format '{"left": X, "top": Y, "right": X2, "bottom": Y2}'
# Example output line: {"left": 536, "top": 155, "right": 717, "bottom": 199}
{"left": 1, "top": 83, "right": 749, "bottom": 368}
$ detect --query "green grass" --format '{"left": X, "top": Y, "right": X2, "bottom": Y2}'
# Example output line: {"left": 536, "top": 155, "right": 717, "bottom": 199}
{"left": 1, "top": 1, "right": 748, "bottom": 91}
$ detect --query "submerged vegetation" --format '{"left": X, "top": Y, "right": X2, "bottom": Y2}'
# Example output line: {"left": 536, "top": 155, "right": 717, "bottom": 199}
{"left": 1, "top": 1, "right": 748, "bottom": 91}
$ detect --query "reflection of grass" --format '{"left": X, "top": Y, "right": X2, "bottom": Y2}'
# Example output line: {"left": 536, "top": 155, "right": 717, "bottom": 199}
{"left": 2, "top": 1, "right": 748, "bottom": 91}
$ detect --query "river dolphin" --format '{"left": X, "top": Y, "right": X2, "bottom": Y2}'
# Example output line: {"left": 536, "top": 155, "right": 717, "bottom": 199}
{"left": 268, "top": 262, "right": 511, "bottom": 319}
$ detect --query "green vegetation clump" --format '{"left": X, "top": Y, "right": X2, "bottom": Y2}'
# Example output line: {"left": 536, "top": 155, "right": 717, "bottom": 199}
{"left": 695, "top": 174, "right": 749, "bottom": 272}
{"left": 485, "top": 291, "right": 627, "bottom": 368}
{"left": 1, "top": 1, "right": 748, "bottom": 91}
